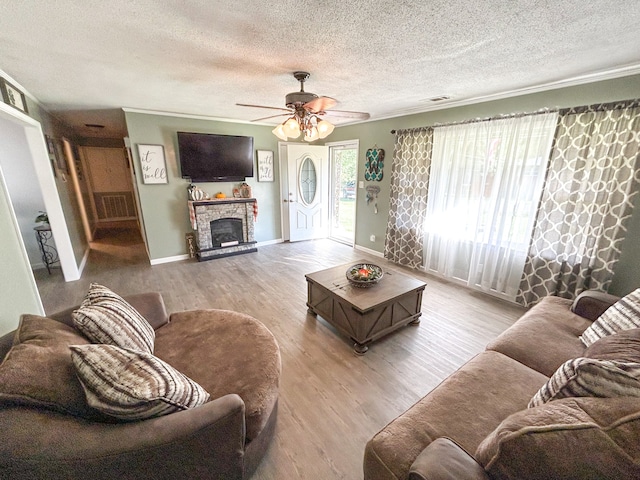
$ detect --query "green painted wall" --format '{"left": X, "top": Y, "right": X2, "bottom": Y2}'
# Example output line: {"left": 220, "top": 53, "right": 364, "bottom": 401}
{"left": 328, "top": 74, "right": 640, "bottom": 295}
{"left": 0, "top": 162, "right": 42, "bottom": 334}
{"left": 124, "top": 111, "right": 281, "bottom": 261}
{"left": 24, "top": 96, "right": 88, "bottom": 267}
{"left": 124, "top": 76, "right": 640, "bottom": 293}
{"left": 610, "top": 192, "right": 640, "bottom": 296}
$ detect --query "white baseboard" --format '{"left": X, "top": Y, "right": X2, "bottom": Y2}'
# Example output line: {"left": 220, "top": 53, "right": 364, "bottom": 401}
{"left": 148, "top": 238, "right": 284, "bottom": 265}
{"left": 78, "top": 247, "right": 90, "bottom": 276}
{"left": 257, "top": 238, "right": 283, "bottom": 247}
{"left": 354, "top": 244, "right": 384, "bottom": 258}
{"left": 150, "top": 254, "right": 190, "bottom": 265}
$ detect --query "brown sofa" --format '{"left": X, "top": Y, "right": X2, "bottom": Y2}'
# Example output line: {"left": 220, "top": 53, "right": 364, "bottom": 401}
{"left": 0, "top": 293, "right": 281, "bottom": 479}
{"left": 364, "top": 291, "right": 640, "bottom": 479}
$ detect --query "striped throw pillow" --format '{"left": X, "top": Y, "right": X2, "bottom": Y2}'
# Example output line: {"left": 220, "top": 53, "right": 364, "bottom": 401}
{"left": 580, "top": 288, "right": 640, "bottom": 347}
{"left": 72, "top": 283, "right": 155, "bottom": 354}
{"left": 70, "top": 344, "right": 209, "bottom": 421}
{"left": 528, "top": 357, "right": 640, "bottom": 408}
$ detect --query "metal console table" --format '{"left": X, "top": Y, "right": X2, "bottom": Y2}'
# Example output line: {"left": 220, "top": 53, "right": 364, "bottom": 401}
{"left": 34, "top": 225, "right": 59, "bottom": 274}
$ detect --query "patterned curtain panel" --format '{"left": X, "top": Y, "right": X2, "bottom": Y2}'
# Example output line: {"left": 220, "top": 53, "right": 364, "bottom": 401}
{"left": 384, "top": 128, "right": 433, "bottom": 269}
{"left": 517, "top": 100, "right": 640, "bottom": 307}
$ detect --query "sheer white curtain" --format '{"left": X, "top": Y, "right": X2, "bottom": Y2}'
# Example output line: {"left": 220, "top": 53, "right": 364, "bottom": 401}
{"left": 423, "top": 112, "right": 558, "bottom": 300}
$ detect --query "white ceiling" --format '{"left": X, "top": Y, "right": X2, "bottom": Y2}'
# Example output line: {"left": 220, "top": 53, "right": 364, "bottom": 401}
{"left": 1, "top": 1, "right": 640, "bottom": 138}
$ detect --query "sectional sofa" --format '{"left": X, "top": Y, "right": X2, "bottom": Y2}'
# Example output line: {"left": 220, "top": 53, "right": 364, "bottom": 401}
{"left": 364, "top": 290, "right": 640, "bottom": 479}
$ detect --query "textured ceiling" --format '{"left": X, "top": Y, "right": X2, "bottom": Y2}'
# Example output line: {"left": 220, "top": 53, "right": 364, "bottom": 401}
{"left": 1, "top": 0, "right": 640, "bottom": 138}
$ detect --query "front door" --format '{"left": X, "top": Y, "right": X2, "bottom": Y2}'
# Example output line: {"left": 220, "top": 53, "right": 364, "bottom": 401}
{"left": 284, "top": 144, "right": 329, "bottom": 242}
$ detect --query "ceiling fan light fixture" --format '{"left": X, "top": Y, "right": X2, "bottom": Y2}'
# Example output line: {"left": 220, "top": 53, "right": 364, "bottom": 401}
{"left": 316, "top": 119, "right": 335, "bottom": 139}
{"left": 244, "top": 71, "right": 367, "bottom": 142}
{"left": 304, "top": 126, "right": 320, "bottom": 142}
{"left": 272, "top": 124, "right": 288, "bottom": 141}
{"left": 283, "top": 117, "right": 301, "bottom": 138}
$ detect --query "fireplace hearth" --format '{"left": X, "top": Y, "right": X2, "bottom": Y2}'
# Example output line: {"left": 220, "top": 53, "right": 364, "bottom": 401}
{"left": 190, "top": 198, "right": 257, "bottom": 261}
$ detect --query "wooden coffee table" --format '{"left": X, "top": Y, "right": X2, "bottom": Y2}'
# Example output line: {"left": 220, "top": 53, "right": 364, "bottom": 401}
{"left": 305, "top": 260, "right": 427, "bottom": 354}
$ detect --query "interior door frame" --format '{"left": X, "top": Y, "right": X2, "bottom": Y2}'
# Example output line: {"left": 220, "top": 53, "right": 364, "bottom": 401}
{"left": 279, "top": 141, "right": 329, "bottom": 241}
{"left": 0, "top": 101, "right": 80, "bottom": 282}
{"left": 62, "top": 138, "right": 93, "bottom": 242}
{"left": 326, "top": 139, "right": 360, "bottom": 245}
{"left": 278, "top": 141, "right": 292, "bottom": 241}
{"left": 79, "top": 145, "right": 137, "bottom": 224}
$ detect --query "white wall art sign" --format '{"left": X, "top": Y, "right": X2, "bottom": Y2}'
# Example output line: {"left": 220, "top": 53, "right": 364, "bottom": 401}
{"left": 257, "top": 150, "right": 274, "bottom": 182}
{"left": 137, "top": 144, "right": 168, "bottom": 184}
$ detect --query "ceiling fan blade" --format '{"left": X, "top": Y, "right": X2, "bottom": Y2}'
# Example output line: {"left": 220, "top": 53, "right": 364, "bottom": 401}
{"left": 236, "top": 103, "right": 292, "bottom": 113}
{"left": 252, "top": 113, "right": 292, "bottom": 122}
{"left": 323, "top": 109, "right": 370, "bottom": 120}
{"left": 304, "top": 96, "right": 338, "bottom": 113}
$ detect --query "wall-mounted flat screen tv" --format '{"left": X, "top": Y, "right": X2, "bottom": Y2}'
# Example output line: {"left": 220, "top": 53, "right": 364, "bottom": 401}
{"left": 177, "top": 131, "right": 254, "bottom": 182}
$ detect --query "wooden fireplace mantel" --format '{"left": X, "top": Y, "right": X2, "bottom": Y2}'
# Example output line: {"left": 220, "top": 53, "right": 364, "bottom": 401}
{"left": 192, "top": 198, "right": 256, "bottom": 206}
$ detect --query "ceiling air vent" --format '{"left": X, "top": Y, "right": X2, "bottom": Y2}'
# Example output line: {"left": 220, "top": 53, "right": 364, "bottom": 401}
{"left": 422, "top": 95, "right": 452, "bottom": 102}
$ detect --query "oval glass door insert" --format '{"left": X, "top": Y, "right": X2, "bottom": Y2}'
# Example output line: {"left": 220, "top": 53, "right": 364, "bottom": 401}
{"left": 299, "top": 156, "right": 317, "bottom": 205}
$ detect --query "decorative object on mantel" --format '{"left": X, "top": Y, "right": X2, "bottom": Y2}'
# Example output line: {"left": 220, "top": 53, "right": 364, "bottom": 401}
{"left": 240, "top": 182, "right": 252, "bottom": 198}
{"left": 233, "top": 187, "right": 241, "bottom": 198}
{"left": 346, "top": 263, "right": 384, "bottom": 288}
{"left": 0, "top": 77, "right": 28, "bottom": 114}
{"left": 214, "top": 192, "right": 227, "bottom": 199}
{"left": 188, "top": 184, "right": 209, "bottom": 201}
{"left": 366, "top": 185, "right": 381, "bottom": 214}
{"left": 137, "top": 144, "right": 168, "bottom": 184}
{"left": 365, "top": 146, "right": 384, "bottom": 181}
{"left": 257, "top": 150, "right": 274, "bottom": 182}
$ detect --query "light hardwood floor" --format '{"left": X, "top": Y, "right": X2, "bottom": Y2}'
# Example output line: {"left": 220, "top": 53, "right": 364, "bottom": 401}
{"left": 35, "top": 228, "right": 526, "bottom": 480}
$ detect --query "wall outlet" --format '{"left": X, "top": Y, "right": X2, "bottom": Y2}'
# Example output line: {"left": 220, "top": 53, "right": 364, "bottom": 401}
{"left": 359, "top": 181, "right": 364, "bottom": 188}
{"left": 370, "top": 234, "right": 376, "bottom": 242}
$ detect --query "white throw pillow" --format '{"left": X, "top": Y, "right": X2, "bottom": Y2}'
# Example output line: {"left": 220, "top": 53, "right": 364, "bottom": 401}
{"left": 529, "top": 357, "right": 640, "bottom": 408}
{"left": 71, "top": 344, "right": 209, "bottom": 421}
{"left": 580, "top": 288, "right": 640, "bottom": 347}
{"left": 72, "top": 283, "right": 155, "bottom": 353}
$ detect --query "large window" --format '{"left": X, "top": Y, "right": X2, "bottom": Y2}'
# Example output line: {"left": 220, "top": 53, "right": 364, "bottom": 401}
{"left": 423, "top": 113, "right": 558, "bottom": 299}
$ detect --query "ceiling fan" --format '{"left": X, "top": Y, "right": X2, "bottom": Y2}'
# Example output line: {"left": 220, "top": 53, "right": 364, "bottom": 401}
{"left": 236, "top": 71, "right": 370, "bottom": 141}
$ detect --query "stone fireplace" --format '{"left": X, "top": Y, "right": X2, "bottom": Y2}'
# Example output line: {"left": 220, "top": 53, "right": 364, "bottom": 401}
{"left": 191, "top": 198, "right": 257, "bottom": 261}
{"left": 210, "top": 218, "right": 243, "bottom": 247}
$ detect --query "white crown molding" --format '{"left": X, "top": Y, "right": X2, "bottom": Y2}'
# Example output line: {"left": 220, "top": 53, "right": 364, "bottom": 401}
{"left": 0, "top": 68, "right": 39, "bottom": 104}
{"left": 134, "top": 63, "right": 639, "bottom": 129}
{"left": 5, "top": 63, "right": 638, "bottom": 132}
{"left": 0, "top": 67, "right": 81, "bottom": 132}
{"left": 121, "top": 107, "right": 272, "bottom": 126}
{"left": 369, "top": 63, "right": 640, "bottom": 123}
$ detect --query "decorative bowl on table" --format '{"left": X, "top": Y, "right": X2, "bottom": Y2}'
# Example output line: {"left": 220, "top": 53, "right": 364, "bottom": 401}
{"left": 346, "top": 263, "right": 384, "bottom": 288}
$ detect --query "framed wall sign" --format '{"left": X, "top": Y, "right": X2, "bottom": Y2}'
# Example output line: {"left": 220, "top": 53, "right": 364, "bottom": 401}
{"left": 257, "top": 150, "right": 274, "bottom": 182}
{"left": 0, "top": 78, "right": 28, "bottom": 114}
{"left": 137, "top": 144, "right": 168, "bottom": 184}
{"left": 364, "top": 146, "right": 384, "bottom": 181}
